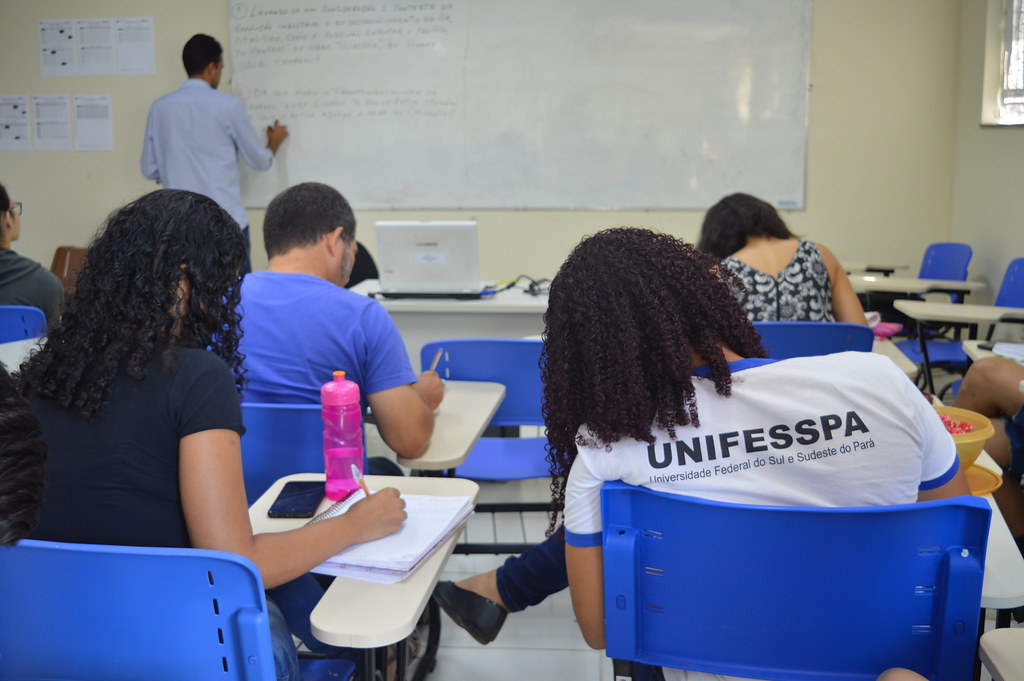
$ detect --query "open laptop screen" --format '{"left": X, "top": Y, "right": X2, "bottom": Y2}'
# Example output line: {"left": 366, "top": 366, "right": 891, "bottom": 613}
{"left": 374, "top": 220, "right": 481, "bottom": 297}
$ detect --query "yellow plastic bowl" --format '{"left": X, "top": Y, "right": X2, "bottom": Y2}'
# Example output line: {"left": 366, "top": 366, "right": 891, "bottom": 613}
{"left": 934, "top": 405, "right": 995, "bottom": 469}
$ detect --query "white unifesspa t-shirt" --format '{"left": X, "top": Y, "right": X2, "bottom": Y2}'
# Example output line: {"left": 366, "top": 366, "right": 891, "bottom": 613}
{"left": 563, "top": 353, "right": 959, "bottom": 681}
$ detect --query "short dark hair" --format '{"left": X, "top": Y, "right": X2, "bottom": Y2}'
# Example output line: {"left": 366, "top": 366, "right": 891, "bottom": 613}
{"left": 262, "top": 182, "right": 357, "bottom": 258}
{"left": 0, "top": 182, "right": 9, "bottom": 213}
{"left": 697, "top": 192, "right": 796, "bottom": 259}
{"left": 182, "top": 34, "right": 222, "bottom": 76}
{"left": 0, "top": 363, "right": 46, "bottom": 546}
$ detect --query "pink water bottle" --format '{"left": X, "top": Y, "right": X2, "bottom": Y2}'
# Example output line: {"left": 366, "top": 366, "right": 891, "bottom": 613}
{"left": 321, "top": 370, "right": 364, "bottom": 501}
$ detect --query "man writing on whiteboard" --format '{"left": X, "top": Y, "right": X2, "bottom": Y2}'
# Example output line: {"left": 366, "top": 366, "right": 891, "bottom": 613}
{"left": 140, "top": 34, "right": 288, "bottom": 272}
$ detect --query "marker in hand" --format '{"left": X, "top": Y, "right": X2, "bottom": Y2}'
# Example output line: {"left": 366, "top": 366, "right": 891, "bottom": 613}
{"left": 351, "top": 463, "right": 371, "bottom": 496}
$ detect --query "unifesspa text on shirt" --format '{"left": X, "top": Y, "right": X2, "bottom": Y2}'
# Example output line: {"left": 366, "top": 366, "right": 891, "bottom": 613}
{"left": 646, "top": 411, "right": 870, "bottom": 469}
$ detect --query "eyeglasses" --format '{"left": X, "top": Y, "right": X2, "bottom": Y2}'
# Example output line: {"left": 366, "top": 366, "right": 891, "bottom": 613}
{"left": 8, "top": 202, "right": 21, "bottom": 216}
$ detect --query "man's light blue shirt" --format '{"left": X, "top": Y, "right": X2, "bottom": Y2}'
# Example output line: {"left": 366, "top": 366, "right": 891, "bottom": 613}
{"left": 140, "top": 79, "right": 273, "bottom": 229}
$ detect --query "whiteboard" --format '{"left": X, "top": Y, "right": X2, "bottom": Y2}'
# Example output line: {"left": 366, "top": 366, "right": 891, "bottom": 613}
{"left": 229, "top": 0, "right": 811, "bottom": 210}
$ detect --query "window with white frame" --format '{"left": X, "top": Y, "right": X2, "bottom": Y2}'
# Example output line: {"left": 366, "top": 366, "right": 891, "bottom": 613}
{"left": 1000, "top": 0, "right": 1024, "bottom": 123}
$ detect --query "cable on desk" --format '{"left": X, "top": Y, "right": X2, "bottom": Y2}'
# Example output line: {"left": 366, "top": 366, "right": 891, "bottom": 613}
{"left": 486, "top": 275, "right": 549, "bottom": 296}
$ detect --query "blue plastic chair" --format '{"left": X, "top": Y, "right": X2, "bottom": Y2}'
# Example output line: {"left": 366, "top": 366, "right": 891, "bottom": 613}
{"left": 0, "top": 305, "right": 46, "bottom": 343}
{"left": 421, "top": 338, "right": 548, "bottom": 553}
{"left": 241, "top": 402, "right": 324, "bottom": 505}
{"left": 752, "top": 321, "right": 874, "bottom": 359}
{"left": 897, "top": 257, "right": 1024, "bottom": 392}
{"left": 918, "top": 242, "right": 973, "bottom": 281}
{"left": 0, "top": 539, "right": 279, "bottom": 681}
{"left": 992, "top": 257, "right": 1024, "bottom": 309}
{"left": 601, "top": 481, "right": 991, "bottom": 681}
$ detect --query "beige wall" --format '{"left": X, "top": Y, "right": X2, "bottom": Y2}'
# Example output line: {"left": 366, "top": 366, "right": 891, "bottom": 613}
{"left": 951, "top": 0, "right": 1024, "bottom": 311}
{"left": 0, "top": 0, "right": 964, "bottom": 281}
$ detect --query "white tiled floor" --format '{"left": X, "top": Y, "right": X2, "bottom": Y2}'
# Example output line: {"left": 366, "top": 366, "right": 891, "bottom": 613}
{"left": 429, "top": 477, "right": 612, "bottom": 681}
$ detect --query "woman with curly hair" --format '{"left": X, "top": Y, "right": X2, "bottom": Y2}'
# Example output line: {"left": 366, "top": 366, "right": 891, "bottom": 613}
{"left": 0, "top": 362, "right": 46, "bottom": 546}
{"left": 697, "top": 192, "right": 865, "bottom": 325}
{"left": 20, "top": 190, "right": 406, "bottom": 680}
{"left": 551, "top": 228, "right": 967, "bottom": 680}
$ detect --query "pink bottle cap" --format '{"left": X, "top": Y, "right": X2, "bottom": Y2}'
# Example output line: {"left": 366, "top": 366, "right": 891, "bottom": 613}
{"left": 321, "top": 370, "right": 361, "bottom": 406}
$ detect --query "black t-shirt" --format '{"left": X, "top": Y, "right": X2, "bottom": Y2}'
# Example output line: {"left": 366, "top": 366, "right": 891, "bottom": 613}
{"left": 30, "top": 348, "right": 245, "bottom": 548}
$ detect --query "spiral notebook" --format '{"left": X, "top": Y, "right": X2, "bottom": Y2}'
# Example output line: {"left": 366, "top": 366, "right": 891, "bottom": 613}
{"left": 993, "top": 342, "right": 1024, "bottom": 363}
{"left": 306, "top": 489, "right": 474, "bottom": 584}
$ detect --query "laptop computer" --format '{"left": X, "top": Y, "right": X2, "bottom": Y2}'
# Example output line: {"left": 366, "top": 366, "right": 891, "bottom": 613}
{"left": 374, "top": 220, "right": 484, "bottom": 299}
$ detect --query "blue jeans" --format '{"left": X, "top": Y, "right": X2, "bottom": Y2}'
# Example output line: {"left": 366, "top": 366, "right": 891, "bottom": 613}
{"left": 1006, "top": 403, "right": 1024, "bottom": 474}
{"left": 495, "top": 526, "right": 569, "bottom": 612}
{"left": 267, "top": 596, "right": 301, "bottom": 681}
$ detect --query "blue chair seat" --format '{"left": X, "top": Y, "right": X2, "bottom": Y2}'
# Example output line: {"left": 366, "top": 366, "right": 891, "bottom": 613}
{"left": 895, "top": 338, "right": 968, "bottom": 365}
{"left": 240, "top": 402, "right": 324, "bottom": 505}
{"left": 0, "top": 305, "right": 46, "bottom": 343}
{"left": 601, "top": 481, "right": 991, "bottom": 681}
{"left": 450, "top": 436, "right": 551, "bottom": 481}
{"left": 422, "top": 338, "right": 547, "bottom": 553}
{"left": 0, "top": 539, "right": 279, "bottom": 680}
{"left": 752, "top": 321, "right": 874, "bottom": 359}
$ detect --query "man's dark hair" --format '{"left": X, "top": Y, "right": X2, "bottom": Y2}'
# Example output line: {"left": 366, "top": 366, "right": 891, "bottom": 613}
{"left": 0, "top": 182, "right": 9, "bottom": 213}
{"left": 182, "top": 34, "right": 223, "bottom": 77}
{"left": 263, "top": 182, "right": 357, "bottom": 258}
{"left": 0, "top": 363, "right": 46, "bottom": 546}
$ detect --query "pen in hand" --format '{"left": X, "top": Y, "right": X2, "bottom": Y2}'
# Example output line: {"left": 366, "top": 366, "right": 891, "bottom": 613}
{"left": 429, "top": 347, "right": 444, "bottom": 372}
{"left": 351, "top": 463, "right": 371, "bottom": 496}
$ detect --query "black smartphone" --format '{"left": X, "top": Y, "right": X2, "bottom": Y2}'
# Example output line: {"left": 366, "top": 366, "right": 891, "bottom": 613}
{"left": 267, "top": 481, "right": 325, "bottom": 518}
{"left": 978, "top": 342, "right": 995, "bottom": 351}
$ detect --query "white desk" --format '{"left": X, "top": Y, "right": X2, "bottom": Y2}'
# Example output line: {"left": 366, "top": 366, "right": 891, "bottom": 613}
{"left": 893, "top": 300, "right": 1024, "bottom": 327}
{"left": 397, "top": 380, "right": 505, "bottom": 471}
{"left": 352, "top": 280, "right": 919, "bottom": 377}
{"left": 0, "top": 337, "right": 42, "bottom": 370}
{"left": 350, "top": 280, "right": 547, "bottom": 367}
{"left": 974, "top": 452, "right": 1024, "bottom": 611}
{"left": 250, "top": 473, "right": 480, "bottom": 648}
{"left": 963, "top": 340, "right": 997, "bottom": 363}
{"left": 849, "top": 274, "right": 985, "bottom": 296}
{"left": 892, "top": 300, "right": 1024, "bottom": 393}
{"left": 843, "top": 261, "right": 909, "bottom": 276}
{"left": 871, "top": 338, "right": 917, "bottom": 377}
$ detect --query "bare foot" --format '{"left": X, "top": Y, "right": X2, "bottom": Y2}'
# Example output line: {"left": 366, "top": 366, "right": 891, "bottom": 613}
{"left": 456, "top": 570, "right": 509, "bottom": 611}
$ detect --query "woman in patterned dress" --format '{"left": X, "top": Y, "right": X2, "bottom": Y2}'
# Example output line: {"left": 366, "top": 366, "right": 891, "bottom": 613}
{"left": 697, "top": 193, "right": 866, "bottom": 325}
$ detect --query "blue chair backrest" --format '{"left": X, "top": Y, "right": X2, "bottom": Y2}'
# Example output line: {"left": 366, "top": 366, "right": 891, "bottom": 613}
{"left": 752, "top": 321, "right": 874, "bottom": 359}
{"left": 918, "top": 242, "right": 972, "bottom": 281}
{"left": 0, "top": 539, "right": 275, "bottom": 680}
{"left": 601, "top": 481, "right": 990, "bottom": 681}
{"left": 995, "top": 257, "right": 1024, "bottom": 309}
{"left": 241, "top": 402, "right": 323, "bottom": 505}
{"left": 0, "top": 305, "right": 45, "bottom": 343}
{"left": 421, "top": 339, "right": 543, "bottom": 427}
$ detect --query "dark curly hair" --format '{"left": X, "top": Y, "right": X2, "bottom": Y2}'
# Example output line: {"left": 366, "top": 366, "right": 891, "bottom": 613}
{"left": 542, "top": 227, "right": 766, "bottom": 522}
{"left": 697, "top": 192, "right": 797, "bottom": 259}
{"left": 0, "top": 362, "right": 46, "bottom": 545}
{"left": 18, "top": 190, "right": 247, "bottom": 418}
